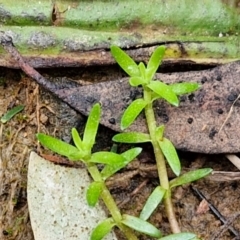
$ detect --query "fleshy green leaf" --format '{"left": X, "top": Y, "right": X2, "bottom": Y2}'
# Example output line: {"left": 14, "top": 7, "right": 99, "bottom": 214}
{"left": 159, "top": 232, "right": 197, "bottom": 240}
{"left": 87, "top": 181, "right": 103, "bottom": 207}
{"left": 121, "top": 147, "right": 142, "bottom": 163}
{"left": 83, "top": 103, "right": 101, "bottom": 149}
{"left": 36, "top": 133, "right": 79, "bottom": 158}
{"left": 170, "top": 168, "right": 212, "bottom": 189}
{"left": 169, "top": 82, "right": 200, "bottom": 95}
{"left": 91, "top": 218, "right": 115, "bottom": 240}
{"left": 113, "top": 132, "right": 151, "bottom": 143}
{"left": 140, "top": 186, "right": 166, "bottom": 221}
{"left": 121, "top": 99, "right": 147, "bottom": 130}
{"left": 101, "top": 147, "right": 142, "bottom": 180}
{"left": 1, "top": 105, "right": 25, "bottom": 123}
{"left": 138, "top": 62, "right": 146, "bottom": 79}
{"left": 158, "top": 138, "right": 181, "bottom": 176}
{"left": 90, "top": 152, "right": 126, "bottom": 165}
{"left": 110, "top": 143, "right": 118, "bottom": 153}
{"left": 122, "top": 214, "right": 162, "bottom": 238}
{"left": 110, "top": 45, "right": 140, "bottom": 77}
{"left": 147, "top": 81, "right": 179, "bottom": 106}
{"left": 146, "top": 46, "right": 166, "bottom": 80}
{"left": 68, "top": 151, "right": 85, "bottom": 161}
{"left": 151, "top": 91, "right": 161, "bottom": 102}
{"left": 155, "top": 125, "right": 165, "bottom": 141}
{"left": 129, "top": 76, "right": 146, "bottom": 86}
{"left": 72, "top": 128, "right": 83, "bottom": 151}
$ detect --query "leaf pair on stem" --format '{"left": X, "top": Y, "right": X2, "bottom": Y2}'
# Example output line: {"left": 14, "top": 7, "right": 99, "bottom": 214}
{"left": 111, "top": 45, "right": 212, "bottom": 239}
{"left": 36, "top": 104, "right": 160, "bottom": 239}
{"left": 36, "top": 45, "right": 212, "bottom": 240}
{"left": 37, "top": 104, "right": 140, "bottom": 207}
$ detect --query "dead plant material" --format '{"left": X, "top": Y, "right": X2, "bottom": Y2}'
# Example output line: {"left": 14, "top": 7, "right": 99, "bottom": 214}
{"left": 1, "top": 33, "right": 240, "bottom": 153}
{"left": 193, "top": 187, "right": 240, "bottom": 239}
{"left": 219, "top": 93, "right": 240, "bottom": 134}
{"left": 225, "top": 154, "right": 240, "bottom": 170}
{"left": 40, "top": 153, "right": 76, "bottom": 167}
{"left": 210, "top": 212, "right": 240, "bottom": 240}
{"left": 208, "top": 171, "right": 240, "bottom": 182}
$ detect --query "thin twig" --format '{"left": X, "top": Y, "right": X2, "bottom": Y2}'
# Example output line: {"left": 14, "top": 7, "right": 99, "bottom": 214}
{"left": 0, "top": 33, "right": 56, "bottom": 91}
{"left": 192, "top": 187, "right": 240, "bottom": 238}
{"left": 225, "top": 154, "right": 240, "bottom": 170}
{"left": 219, "top": 93, "right": 240, "bottom": 133}
{"left": 210, "top": 213, "right": 240, "bottom": 240}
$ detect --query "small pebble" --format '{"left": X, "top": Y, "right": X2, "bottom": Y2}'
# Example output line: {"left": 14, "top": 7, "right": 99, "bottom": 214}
{"left": 40, "top": 114, "right": 48, "bottom": 124}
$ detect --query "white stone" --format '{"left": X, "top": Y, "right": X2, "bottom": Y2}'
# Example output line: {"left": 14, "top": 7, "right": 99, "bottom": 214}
{"left": 27, "top": 151, "right": 117, "bottom": 240}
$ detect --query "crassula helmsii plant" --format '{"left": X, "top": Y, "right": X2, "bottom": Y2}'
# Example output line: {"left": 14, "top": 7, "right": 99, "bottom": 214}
{"left": 36, "top": 45, "right": 212, "bottom": 240}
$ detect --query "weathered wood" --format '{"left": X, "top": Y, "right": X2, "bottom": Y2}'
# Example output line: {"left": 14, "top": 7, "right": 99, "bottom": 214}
{"left": 0, "top": 0, "right": 239, "bottom": 67}
{"left": 58, "top": 61, "right": 240, "bottom": 154}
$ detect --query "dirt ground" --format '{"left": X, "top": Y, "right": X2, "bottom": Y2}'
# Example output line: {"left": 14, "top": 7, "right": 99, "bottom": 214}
{"left": 0, "top": 65, "right": 240, "bottom": 240}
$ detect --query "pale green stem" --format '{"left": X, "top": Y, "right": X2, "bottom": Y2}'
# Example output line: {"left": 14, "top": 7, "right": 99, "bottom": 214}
{"left": 143, "top": 87, "right": 180, "bottom": 233}
{"left": 87, "top": 163, "right": 138, "bottom": 240}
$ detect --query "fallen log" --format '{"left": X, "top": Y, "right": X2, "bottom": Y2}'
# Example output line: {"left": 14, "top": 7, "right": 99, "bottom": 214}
{"left": 0, "top": 0, "right": 239, "bottom": 68}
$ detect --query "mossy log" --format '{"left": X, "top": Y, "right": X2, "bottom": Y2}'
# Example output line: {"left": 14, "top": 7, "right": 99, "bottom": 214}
{"left": 0, "top": 0, "right": 239, "bottom": 68}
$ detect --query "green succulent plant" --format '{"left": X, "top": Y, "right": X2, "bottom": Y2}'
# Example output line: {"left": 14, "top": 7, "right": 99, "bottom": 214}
{"left": 36, "top": 46, "right": 212, "bottom": 240}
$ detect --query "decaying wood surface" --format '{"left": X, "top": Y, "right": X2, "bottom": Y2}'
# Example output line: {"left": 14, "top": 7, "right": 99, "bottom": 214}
{"left": 61, "top": 61, "right": 240, "bottom": 154}
{"left": 1, "top": 33, "right": 240, "bottom": 153}
{"left": 0, "top": 0, "right": 239, "bottom": 67}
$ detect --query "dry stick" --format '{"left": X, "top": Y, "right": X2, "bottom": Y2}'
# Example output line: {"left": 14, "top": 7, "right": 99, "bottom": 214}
{"left": 219, "top": 93, "right": 240, "bottom": 134}
{"left": 0, "top": 33, "right": 57, "bottom": 92}
{"left": 208, "top": 171, "right": 240, "bottom": 182}
{"left": 0, "top": 34, "right": 77, "bottom": 155}
{"left": 210, "top": 213, "right": 240, "bottom": 240}
{"left": 225, "top": 154, "right": 240, "bottom": 170}
{"left": 192, "top": 187, "right": 240, "bottom": 238}
{"left": 0, "top": 33, "right": 80, "bottom": 116}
